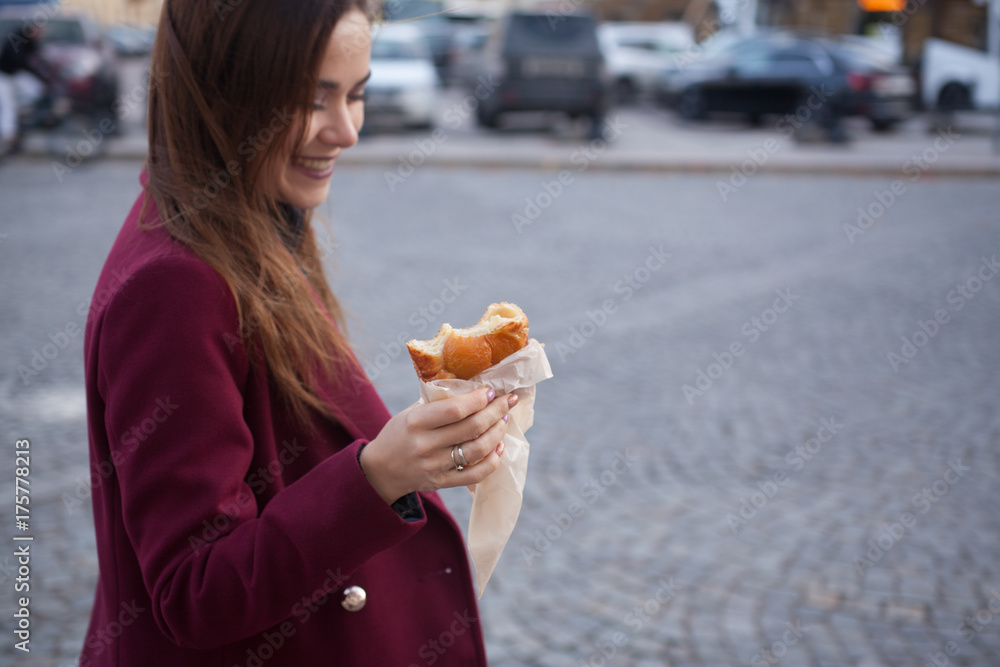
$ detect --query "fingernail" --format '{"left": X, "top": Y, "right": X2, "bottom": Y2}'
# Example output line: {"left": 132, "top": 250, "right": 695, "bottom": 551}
{"left": 507, "top": 393, "right": 518, "bottom": 408}
{"left": 502, "top": 413, "right": 509, "bottom": 423}
{"left": 486, "top": 388, "right": 496, "bottom": 402}
{"left": 497, "top": 442, "right": 505, "bottom": 457}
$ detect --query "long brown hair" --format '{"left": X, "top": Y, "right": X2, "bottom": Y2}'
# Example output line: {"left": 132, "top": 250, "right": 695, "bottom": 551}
{"left": 143, "top": 0, "right": 379, "bottom": 430}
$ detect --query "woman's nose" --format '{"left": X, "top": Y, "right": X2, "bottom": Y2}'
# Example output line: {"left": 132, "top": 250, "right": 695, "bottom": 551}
{"left": 317, "top": 104, "right": 359, "bottom": 149}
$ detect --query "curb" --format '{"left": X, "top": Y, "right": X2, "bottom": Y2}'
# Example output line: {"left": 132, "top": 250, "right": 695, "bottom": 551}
{"left": 15, "top": 143, "right": 1000, "bottom": 179}
{"left": 339, "top": 155, "right": 1000, "bottom": 178}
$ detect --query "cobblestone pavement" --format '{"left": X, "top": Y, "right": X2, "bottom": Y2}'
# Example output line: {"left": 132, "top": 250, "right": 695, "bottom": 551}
{"left": 1, "top": 159, "right": 998, "bottom": 666}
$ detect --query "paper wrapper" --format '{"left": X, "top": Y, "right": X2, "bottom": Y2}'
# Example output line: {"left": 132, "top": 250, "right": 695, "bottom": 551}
{"left": 416, "top": 338, "right": 552, "bottom": 597}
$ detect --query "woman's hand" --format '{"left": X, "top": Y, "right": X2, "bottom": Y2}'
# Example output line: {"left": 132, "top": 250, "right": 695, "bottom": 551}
{"left": 359, "top": 387, "right": 518, "bottom": 504}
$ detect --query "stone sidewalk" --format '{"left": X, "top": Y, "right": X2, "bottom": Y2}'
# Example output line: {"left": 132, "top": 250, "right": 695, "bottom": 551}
{"left": 2, "top": 149, "right": 999, "bottom": 666}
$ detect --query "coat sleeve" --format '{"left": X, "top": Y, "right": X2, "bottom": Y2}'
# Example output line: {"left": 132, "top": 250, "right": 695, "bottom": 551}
{"left": 96, "top": 255, "right": 425, "bottom": 649}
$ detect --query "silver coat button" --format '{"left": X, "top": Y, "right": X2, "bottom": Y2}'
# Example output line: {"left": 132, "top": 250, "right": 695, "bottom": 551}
{"left": 341, "top": 585, "right": 367, "bottom": 612}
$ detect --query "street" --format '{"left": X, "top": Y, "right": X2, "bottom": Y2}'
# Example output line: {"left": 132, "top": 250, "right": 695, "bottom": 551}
{"left": 1, "top": 147, "right": 999, "bottom": 666}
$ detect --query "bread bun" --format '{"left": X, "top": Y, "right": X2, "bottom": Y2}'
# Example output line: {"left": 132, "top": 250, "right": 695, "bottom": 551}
{"left": 407, "top": 303, "right": 529, "bottom": 381}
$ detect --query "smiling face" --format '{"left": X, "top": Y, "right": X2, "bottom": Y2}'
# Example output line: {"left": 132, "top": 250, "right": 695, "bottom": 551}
{"left": 273, "top": 9, "right": 372, "bottom": 210}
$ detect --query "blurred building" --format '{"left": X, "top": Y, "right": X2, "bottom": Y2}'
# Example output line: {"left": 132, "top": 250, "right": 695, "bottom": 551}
{"left": 52, "top": 0, "right": 990, "bottom": 68}
{"left": 755, "top": 0, "right": 989, "bottom": 65}
{"left": 498, "top": 0, "right": 988, "bottom": 64}
{"left": 588, "top": 0, "right": 721, "bottom": 40}
{"left": 60, "top": 0, "right": 162, "bottom": 25}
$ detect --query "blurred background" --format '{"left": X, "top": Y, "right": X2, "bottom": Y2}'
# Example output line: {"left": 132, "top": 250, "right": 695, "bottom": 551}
{"left": 1, "top": 0, "right": 999, "bottom": 665}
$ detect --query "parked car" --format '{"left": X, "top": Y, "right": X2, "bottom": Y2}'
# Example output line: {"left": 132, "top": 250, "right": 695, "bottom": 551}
{"left": 0, "top": 10, "right": 119, "bottom": 128}
{"left": 921, "top": 0, "right": 999, "bottom": 113}
{"left": 598, "top": 21, "right": 694, "bottom": 103}
{"left": 364, "top": 23, "right": 438, "bottom": 130}
{"left": 472, "top": 10, "right": 608, "bottom": 132}
{"left": 658, "top": 31, "right": 913, "bottom": 133}
{"left": 105, "top": 24, "right": 156, "bottom": 58}
{"left": 653, "top": 29, "right": 754, "bottom": 105}
{"left": 448, "top": 22, "right": 489, "bottom": 89}
{"left": 824, "top": 37, "right": 914, "bottom": 131}
{"left": 922, "top": 38, "right": 999, "bottom": 113}
{"left": 381, "top": 0, "right": 454, "bottom": 83}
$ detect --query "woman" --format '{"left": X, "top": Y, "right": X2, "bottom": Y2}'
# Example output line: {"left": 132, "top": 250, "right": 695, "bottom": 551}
{"left": 81, "top": 1, "right": 513, "bottom": 664}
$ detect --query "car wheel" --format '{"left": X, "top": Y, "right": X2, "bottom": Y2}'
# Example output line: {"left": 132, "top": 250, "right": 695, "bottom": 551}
{"left": 91, "top": 76, "right": 122, "bottom": 136}
{"left": 937, "top": 82, "right": 972, "bottom": 112}
{"left": 677, "top": 88, "right": 706, "bottom": 120}
{"left": 93, "top": 109, "right": 121, "bottom": 135}
{"left": 476, "top": 103, "right": 500, "bottom": 129}
{"left": 406, "top": 117, "right": 435, "bottom": 131}
{"left": 870, "top": 118, "right": 897, "bottom": 133}
{"left": 614, "top": 77, "right": 637, "bottom": 105}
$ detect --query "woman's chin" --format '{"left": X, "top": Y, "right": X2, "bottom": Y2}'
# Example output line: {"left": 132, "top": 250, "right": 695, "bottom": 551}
{"left": 280, "top": 181, "right": 332, "bottom": 210}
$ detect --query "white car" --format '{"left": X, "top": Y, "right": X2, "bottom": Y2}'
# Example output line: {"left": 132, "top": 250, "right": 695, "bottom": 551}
{"left": 921, "top": 0, "right": 999, "bottom": 112}
{"left": 365, "top": 24, "right": 438, "bottom": 129}
{"left": 598, "top": 22, "right": 695, "bottom": 103}
{"left": 922, "top": 38, "right": 999, "bottom": 112}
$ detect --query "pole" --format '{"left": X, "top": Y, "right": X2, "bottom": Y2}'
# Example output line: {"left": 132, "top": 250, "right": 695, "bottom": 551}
{"left": 993, "top": 0, "right": 1000, "bottom": 153}
{"left": 741, "top": 0, "right": 760, "bottom": 34}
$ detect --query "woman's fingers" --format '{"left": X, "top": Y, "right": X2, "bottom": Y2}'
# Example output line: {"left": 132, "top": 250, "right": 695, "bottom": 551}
{"left": 434, "top": 391, "right": 517, "bottom": 450}
{"left": 442, "top": 443, "right": 504, "bottom": 488}
{"left": 406, "top": 387, "right": 495, "bottom": 431}
{"left": 367, "top": 389, "right": 519, "bottom": 498}
{"left": 447, "top": 411, "right": 509, "bottom": 469}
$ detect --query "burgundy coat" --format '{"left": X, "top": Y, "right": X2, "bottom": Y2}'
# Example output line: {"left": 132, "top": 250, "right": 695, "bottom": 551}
{"left": 81, "top": 170, "right": 487, "bottom": 666}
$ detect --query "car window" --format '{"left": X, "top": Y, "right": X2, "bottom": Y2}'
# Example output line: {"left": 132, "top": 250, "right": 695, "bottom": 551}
{"left": 41, "top": 19, "right": 86, "bottom": 45}
{"left": 372, "top": 37, "right": 428, "bottom": 60}
{"left": 733, "top": 44, "right": 774, "bottom": 74}
{"left": 0, "top": 20, "right": 19, "bottom": 41}
{"left": 772, "top": 49, "right": 823, "bottom": 76}
{"left": 700, "top": 33, "right": 749, "bottom": 57}
{"left": 829, "top": 41, "right": 893, "bottom": 72}
{"left": 464, "top": 31, "right": 487, "bottom": 50}
{"left": 382, "top": 1, "right": 441, "bottom": 21}
{"left": 618, "top": 38, "right": 658, "bottom": 51}
{"left": 504, "top": 14, "right": 600, "bottom": 54}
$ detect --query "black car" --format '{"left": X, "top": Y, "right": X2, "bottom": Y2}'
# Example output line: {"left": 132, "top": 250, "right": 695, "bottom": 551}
{"left": 473, "top": 11, "right": 608, "bottom": 132}
{"left": 825, "top": 37, "right": 914, "bottom": 131}
{"left": 0, "top": 11, "right": 120, "bottom": 128}
{"left": 658, "top": 31, "right": 913, "bottom": 133}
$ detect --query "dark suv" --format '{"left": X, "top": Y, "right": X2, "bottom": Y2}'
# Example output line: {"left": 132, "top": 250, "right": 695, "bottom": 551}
{"left": 474, "top": 11, "right": 607, "bottom": 131}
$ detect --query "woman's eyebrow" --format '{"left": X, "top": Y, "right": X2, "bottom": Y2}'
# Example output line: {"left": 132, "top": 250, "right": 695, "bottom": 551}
{"left": 318, "top": 72, "right": 372, "bottom": 91}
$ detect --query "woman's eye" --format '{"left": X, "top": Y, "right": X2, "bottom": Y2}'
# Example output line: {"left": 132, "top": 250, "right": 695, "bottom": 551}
{"left": 348, "top": 90, "right": 365, "bottom": 102}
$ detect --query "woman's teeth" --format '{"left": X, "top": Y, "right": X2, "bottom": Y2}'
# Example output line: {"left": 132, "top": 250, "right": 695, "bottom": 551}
{"left": 295, "top": 157, "right": 333, "bottom": 171}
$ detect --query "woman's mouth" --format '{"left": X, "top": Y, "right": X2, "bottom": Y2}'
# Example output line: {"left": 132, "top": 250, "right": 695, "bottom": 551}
{"left": 293, "top": 156, "right": 336, "bottom": 179}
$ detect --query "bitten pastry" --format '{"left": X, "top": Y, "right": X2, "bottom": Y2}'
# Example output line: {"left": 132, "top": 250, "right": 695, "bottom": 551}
{"left": 407, "top": 303, "right": 529, "bottom": 381}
